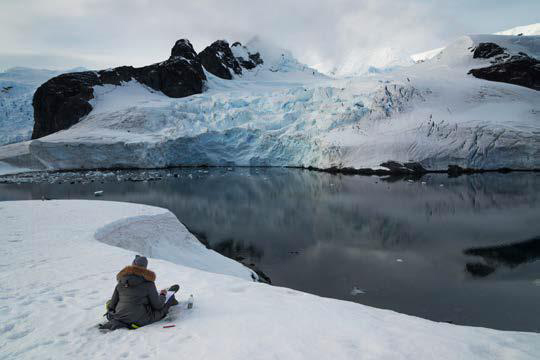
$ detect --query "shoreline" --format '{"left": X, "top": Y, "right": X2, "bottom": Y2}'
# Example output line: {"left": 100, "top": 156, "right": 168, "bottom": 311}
{"left": 1, "top": 162, "right": 539, "bottom": 182}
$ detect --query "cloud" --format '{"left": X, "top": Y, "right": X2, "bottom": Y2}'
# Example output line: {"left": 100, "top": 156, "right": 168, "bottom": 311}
{"left": 0, "top": 0, "right": 538, "bottom": 70}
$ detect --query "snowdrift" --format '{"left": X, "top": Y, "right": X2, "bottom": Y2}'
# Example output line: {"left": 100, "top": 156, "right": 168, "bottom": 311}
{"left": 1, "top": 200, "right": 539, "bottom": 359}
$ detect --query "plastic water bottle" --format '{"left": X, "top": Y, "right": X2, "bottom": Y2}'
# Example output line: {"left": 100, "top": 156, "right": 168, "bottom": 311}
{"left": 187, "top": 294, "right": 194, "bottom": 309}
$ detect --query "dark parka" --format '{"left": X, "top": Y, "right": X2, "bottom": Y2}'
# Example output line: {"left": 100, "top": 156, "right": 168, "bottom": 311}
{"left": 108, "top": 265, "right": 170, "bottom": 327}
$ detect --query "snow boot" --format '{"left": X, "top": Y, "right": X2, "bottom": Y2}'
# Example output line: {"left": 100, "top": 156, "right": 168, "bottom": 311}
{"left": 98, "top": 319, "right": 127, "bottom": 331}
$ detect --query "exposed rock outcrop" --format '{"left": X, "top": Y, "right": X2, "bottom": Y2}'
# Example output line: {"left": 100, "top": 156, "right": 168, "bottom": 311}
{"left": 379, "top": 161, "right": 427, "bottom": 174}
{"left": 32, "top": 39, "right": 206, "bottom": 139}
{"left": 472, "top": 42, "right": 505, "bottom": 59}
{"left": 231, "top": 42, "right": 264, "bottom": 70}
{"left": 170, "top": 39, "right": 198, "bottom": 60}
{"left": 468, "top": 55, "right": 540, "bottom": 91}
{"left": 196, "top": 40, "right": 264, "bottom": 79}
{"left": 467, "top": 42, "right": 539, "bottom": 91}
{"left": 197, "top": 40, "right": 243, "bottom": 80}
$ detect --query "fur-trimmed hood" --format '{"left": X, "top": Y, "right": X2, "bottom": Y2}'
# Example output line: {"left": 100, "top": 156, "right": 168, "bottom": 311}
{"left": 117, "top": 265, "right": 156, "bottom": 282}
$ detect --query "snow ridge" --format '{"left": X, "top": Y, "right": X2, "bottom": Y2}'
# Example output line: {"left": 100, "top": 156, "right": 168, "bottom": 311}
{"left": 411, "top": 23, "right": 540, "bottom": 63}
{"left": 95, "top": 211, "right": 257, "bottom": 280}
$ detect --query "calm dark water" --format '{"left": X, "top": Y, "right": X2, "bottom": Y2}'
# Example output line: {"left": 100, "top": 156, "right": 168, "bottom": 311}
{"left": 1, "top": 168, "right": 539, "bottom": 332}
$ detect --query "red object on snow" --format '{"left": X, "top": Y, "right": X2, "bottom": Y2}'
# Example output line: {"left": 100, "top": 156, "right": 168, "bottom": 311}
{"left": 163, "top": 325, "right": 176, "bottom": 328}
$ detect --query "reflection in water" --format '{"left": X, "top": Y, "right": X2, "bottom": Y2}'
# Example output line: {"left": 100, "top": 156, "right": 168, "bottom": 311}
{"left": 464, "top": 236, "right": 540, "bottom": 277}
{"left": 213, "top": 238, "right": 264, "bottom": 261}
{"left": 1, "top": 169, "right": 539, "bottom": 332}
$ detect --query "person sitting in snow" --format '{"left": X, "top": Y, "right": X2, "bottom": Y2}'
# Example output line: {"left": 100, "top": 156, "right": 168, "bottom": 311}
{"left": 99, "top": 255, "right": 179, "bottom": 330}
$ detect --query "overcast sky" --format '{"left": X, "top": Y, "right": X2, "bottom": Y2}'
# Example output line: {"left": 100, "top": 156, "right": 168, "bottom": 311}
{"left": 0, "top": 0, "right": 538, "bottom": 71}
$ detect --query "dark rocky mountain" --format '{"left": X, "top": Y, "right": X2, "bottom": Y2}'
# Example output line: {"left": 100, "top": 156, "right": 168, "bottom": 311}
{"left": 472, "top": 42, "right": 505, "bottom": 59}
{"left": 231, "top": 42, "right": 264, "bottom": 70}
{"left": 196, "top": 40, "right": 264, "bottom": 80}
{"left": 197, "top": 40, "right": 243, "bottom": 80}
{"left": 468, "top": 42, "right": 539, "bottom": 91}
{"left": 31, "top": 38, "right": 266, "bottom": 139}
{"left": 32, "top": 39, "right": 206, "bottom": 139}
{"left": 170, "top": 39, "right": 198, "bottom": 60}
{"left": 469, "top": 55, "right": 540, "bottom": 91}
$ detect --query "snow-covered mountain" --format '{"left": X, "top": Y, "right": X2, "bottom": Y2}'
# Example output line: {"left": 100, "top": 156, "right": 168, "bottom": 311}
{"left": 411, "top": 23, "right": 540, "bottom": 63}
{"left": 0, "top": 32, "right": 538, "bottom": 175}
{"left": 314, "top": 46, "right": 414, "bottom": 78}
{"left": 0, "top": 67, "right": 85, "bottom": 146}
{"left": 241, "top": 36, "right": 327, "bottom": 79}
{"left": 495, "top": 23, "right": 540, "bottom": 36}
{"left": 318, "top": 23, "right": 540, "bottom": 76}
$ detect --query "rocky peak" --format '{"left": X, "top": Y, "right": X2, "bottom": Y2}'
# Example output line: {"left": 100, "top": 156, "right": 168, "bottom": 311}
{"left": 170, "top": 39, "right": 197, "bottom": 60}
{"left": 197, "top": 40, "right": 243, "bottom": 80}
{"left": 231, "top": 42, "right": 264, "bottom": 70}
{"left": 32, "top": 38, "right": 206, "bottom": 139}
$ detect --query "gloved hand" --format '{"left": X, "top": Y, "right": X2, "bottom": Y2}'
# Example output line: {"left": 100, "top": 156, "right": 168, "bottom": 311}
{"left": 104, "top": 300, "right": 115, "bottom": 318}
{"left": 160, "top": 289, "right": 167, "bottom": 296}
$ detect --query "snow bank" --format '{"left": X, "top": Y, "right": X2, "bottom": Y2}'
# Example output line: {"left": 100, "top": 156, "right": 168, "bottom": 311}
{"left": 0, "top": 141, "right": 44, "bottom": 175}
{"left": 1, "top": 200, "right": 539, "bottom": 359}
{"left": 0, "top": 161, "right": 33, "bottom": 176}
{"left": 94, "top": 211, "right": 255, "bottom": 280}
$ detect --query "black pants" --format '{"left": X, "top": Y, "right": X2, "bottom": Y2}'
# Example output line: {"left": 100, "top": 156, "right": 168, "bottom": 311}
{"left": 101, "top": 293, "right": 177, "bottom": 330}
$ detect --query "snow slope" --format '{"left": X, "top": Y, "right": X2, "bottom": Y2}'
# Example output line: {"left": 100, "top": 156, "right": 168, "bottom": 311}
{"left": 411, "top": 23, "right": 540, "bottom": 63}
{"left": 236, "top": 36, "right": 327, "bottom": 81}
{"left": 0, "top": 34, "right": 538, "bottom": 173}
{"left": 1, "top": 200, "right": 539, "bottom": 360}
{"left": 495, "top": 23, "right": 540, "bottom": 36}
{"left": 314, "top": 46, "right": 413, "bottom": 77}
{"left": 410, "top": 47, "right": 445, "bottom": 63}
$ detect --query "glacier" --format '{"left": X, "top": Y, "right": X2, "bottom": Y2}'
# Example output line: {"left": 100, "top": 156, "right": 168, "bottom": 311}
{"left": 0, "top": 68, "right": 61, "bottom": 145}
{"left": 0, "top": 34, "right": 539, "bottom": 173}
